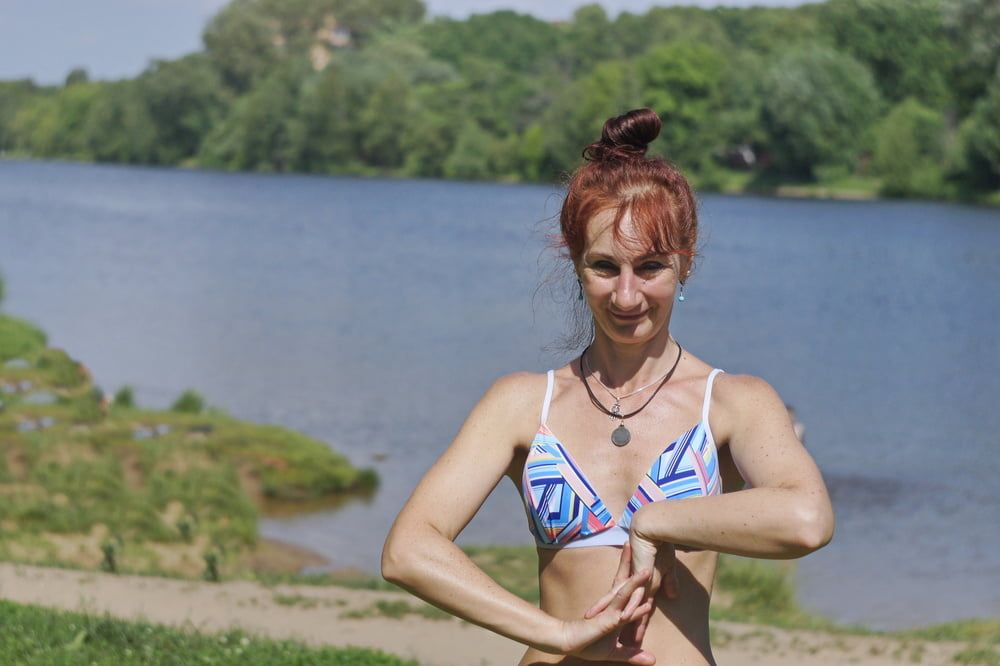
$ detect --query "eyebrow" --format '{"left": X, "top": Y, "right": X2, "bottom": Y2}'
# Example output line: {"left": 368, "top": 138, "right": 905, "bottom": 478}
{"left": 585, "top": 252, "right": 669, "bottom": 262}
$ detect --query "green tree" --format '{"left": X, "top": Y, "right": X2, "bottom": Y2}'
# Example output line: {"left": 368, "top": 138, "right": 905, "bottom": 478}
{"left": 943, "top": 0, "right": 1000, "bottom": 115}
{"left": 559, "top": 5, "right": 623, "bottom": 75}
{"left": 417, "top": 11, "right": 558, "bottom": 74}
{"left": 82, "top": 82, "right": 158, "bottom": 163}
{"left": 542, "top": 60, "right": 641, "bottom": 169}
{"left": 957, "top": 79, "right": 1000, "bottom": 189}
{"left": 0, "top": 80, "right": 41, "bottom": 152}
{"left": 443, "top": 121, "right": 496, "bottom": 180}
{"left": 760, "top": 46, "right": 882, "bottom": 177}
{"left": 818, "top": 0, "right": 954, "bottom": 107}
{"left": 613, "top": 6, "right": 731, "bottom": 59}
{"left": 636, "top": 41, "right": 728, "bottom": 169}
{"left": 872, "top": 99, "right": 947, "bottom": 197}
{"left": 138, "top": 54, "right": 229, "bottom": 164}
{"left": 713, "top": 6, "right": 826, "bottom": 55}
{"left": 171, "top": 389, "right": 205, "bottom": 414}
{"left": 64, "top": 68, "right": 90, "bottom": 87}
{"left": 199, "top": 63, "right": 303, "bottom": 171}
{"left": 202, "top": 1, "right": 281, "bottom": 92}
{"left": 11, "top": 83, "right": 102, "bottom": 158}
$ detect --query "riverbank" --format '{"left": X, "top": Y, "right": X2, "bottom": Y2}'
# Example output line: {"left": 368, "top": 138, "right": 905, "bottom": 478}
{"left": 0, "top": 311, "right": 376, "bottom": 580}
{"left": 4, "top": 155, "right": 999, "bottom": 207}
{"left": 1, "top": 560, "right": 995, "bottom": 665}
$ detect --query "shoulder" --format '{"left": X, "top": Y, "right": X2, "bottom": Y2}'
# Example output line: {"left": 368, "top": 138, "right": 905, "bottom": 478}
{"left": 713, "top": 372, "right": 781, "bottom": 406}
{"left": 472, "top": 371, "right": 549, "bottom": 441}
{"left": 484, "top": 370, "right": 548, "bottom": 408}
{"left": 710, "top": 373, "right": 790, "bottom": 445}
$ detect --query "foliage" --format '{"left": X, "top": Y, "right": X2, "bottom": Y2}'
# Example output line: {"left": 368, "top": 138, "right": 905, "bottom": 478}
{"left": 0, "top": 599, "right": 418, "bottom": 665}
{"left": 760, "top": 46, "right": 882, "bottom": 177}
{"left": 171, "top": 389, "right": 205, "bottom": 414}
{"left": 0, "top": 314, "right": 48, "bottom": 361}
{"left": 113, "top": 386, "right": 135, "bottom": 409}
{"left": 2, "top": 0, "right": 997, "bottom": 200}
{"left": 817, "top": 0, "right": 955, "bottom": 107}
{"left": 957, "top": 78, "right": 1000, "bottom": 189}
{"left": 873, "top": 98, "right": 947, "bottom": 197}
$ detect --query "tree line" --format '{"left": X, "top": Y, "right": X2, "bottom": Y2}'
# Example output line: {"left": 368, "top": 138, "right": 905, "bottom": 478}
{"left": 1, "top": 0, "right": 998, "bottom": 200}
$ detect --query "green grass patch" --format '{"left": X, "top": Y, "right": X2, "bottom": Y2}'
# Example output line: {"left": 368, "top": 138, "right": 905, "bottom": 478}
{"left": 0, "top": 312, "right": 378, "bottom": 580}
{"left": 462, "top": 544, "right": 540, "bottom": 603}
{"left": 953, "top": 645, "right": 1000, "bottom": 665}
{"left": 903, "top": 618, "right": 1000, "bottom": 644}
{"left": 0, "top": 315, "right": 47, "bottom": 361}
{"left": 0, "top": 598, "right": 418, "bottom": 664}
{"left": 340, "top": 600, "right": 451, "bottom": 622}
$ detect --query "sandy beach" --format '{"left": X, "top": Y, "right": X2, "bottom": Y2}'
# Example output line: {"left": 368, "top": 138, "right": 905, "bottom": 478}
{"left": 0, "top": 561, "right": 973, "bottom": 666}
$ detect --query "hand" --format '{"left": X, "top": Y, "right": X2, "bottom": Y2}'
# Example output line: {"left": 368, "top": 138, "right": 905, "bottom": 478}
{"left": 631, "top": 531, "right": 679, "bottom": 603}
{"left": 558, "top": 564, "right": 657, "bottom": 664}
{"left": 585, "top": 537, "right": 679, "bottom": 645}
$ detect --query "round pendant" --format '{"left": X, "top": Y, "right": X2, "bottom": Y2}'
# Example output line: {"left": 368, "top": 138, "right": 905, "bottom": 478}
{"left": 611, "top": 424, "right": 631, "bottom": 447}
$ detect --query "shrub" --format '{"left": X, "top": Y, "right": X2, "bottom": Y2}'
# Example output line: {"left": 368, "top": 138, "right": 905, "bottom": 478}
{"left": 171, "top": 389, "right": 205, "bottom": 414}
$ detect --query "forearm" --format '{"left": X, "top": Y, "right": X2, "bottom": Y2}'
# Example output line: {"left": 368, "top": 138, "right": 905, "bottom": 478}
{"left": 382, "top": 527, "right": 563, "bottom": 652}
{"left": 631, "top": 486, "right": 834, "bottom": 559}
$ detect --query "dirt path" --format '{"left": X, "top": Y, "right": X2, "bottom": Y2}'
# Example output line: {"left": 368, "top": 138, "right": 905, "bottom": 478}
{"left": 0, "top": 562, "right": 969, "bottom": 665}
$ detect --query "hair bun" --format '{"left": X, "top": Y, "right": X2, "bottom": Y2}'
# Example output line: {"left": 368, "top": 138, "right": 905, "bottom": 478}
{"left": 583, "top": 108, "right": 662, "bottom": 163}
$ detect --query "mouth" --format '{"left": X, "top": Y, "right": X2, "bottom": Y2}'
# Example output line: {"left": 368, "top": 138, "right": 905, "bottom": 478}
{"left": 609, "top": 310, "right": 648, "bottom": 322}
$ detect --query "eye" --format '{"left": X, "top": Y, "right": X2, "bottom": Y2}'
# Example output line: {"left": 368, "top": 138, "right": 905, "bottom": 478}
{"left": 591, "top": 260, "right": 618, "bottom": 274}
{"left": 638, "top": 262, "right": 667, "bottom": 273}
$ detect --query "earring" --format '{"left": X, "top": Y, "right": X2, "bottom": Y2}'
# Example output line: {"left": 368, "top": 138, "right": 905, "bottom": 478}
{"left": 577, "top": 279, "right": 584, "bottom": 301}
{"left": 678, "top": 282, "right": 686, "bottom": 302}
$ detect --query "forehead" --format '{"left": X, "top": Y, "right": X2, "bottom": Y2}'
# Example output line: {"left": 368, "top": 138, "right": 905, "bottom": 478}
{"left": 583, "top": 208, "right": 655, "bottom": 258}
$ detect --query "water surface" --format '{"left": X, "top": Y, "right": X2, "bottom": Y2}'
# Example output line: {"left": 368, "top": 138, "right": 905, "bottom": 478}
{"left": 1, "top": 159, "right": 997, "bottom": 630}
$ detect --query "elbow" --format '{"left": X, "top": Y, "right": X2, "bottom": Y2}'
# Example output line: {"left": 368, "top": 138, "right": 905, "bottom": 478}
{"left": 793, "top": 501, "right": 835, "bottom": 554}
{"left": 380, "top": 531, "right": 415, "bottom": 586}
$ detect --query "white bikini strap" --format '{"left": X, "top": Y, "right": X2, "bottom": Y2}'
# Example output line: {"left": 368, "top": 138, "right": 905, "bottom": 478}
{"left": 702, "top": 369, "right": 724, "bottom": 424}
{"left": 540, "top": 369, "right": 555, "bottom": 425}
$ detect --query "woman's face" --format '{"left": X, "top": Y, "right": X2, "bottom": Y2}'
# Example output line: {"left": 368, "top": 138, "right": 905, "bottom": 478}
{"left": 577, "top": 208, "right": 682, "bottom": 345}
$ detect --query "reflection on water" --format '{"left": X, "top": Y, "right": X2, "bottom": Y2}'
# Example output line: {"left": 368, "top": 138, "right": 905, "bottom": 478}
{"left": 1, "top": 159, "right": 998, "bottom": 629}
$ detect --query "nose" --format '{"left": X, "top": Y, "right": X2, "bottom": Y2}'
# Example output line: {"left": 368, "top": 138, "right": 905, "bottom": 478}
{"left": 612, "top": 268, "right": 641, "bottom": 310}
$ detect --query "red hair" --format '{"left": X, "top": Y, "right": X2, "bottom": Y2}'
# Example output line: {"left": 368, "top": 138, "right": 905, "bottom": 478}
{"left": 558, "top": 108, "right": 698, "bottom": 274}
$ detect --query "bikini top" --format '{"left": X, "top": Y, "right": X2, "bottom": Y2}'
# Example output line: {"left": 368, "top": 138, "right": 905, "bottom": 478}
{"left": 521, "top": 368, "right": 724, "bottom": 549}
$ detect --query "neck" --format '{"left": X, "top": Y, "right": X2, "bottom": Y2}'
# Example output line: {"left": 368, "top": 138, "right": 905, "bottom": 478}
{"left": 584, "top": 327, "right": 678, "bottom": 391}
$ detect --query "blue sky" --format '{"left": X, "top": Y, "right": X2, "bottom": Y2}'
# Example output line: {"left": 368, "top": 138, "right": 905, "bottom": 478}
{"left": 0, "top": 0, "right": 809, "bottom": 84}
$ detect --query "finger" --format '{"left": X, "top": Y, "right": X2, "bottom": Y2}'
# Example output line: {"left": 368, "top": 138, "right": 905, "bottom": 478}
{"left": 584, "top": 590, "right": 615, "bottom": 619}
{"left": 609, "top": 645, "right": 656, "bottom": 665}
{"left": 607, "top": 569, "right": 651, "bottom": 615}
{"left": 634, "top": 610, "right": 653, "bottom": 644}
{"left": 621, "top": 585, "right": 645, "bottom": 619}
{"left": 664, "top": 568, "right": 679, "bottom": 599}
{"left": 627, "top": 598, "right": 655, "bottom": 623}
{"left": 586, "top": 544, "right": 638, "bottom": 620}
{"left": 612, "top": 541, "right": 632, "bottom": 587}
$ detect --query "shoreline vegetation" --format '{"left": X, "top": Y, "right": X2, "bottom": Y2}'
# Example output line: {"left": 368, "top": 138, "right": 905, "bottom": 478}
{"left": 1, "top": 0, "right": 998, "bottom": 206}
{"left": 0, "top": 305, "right": 377, "bottom": 582}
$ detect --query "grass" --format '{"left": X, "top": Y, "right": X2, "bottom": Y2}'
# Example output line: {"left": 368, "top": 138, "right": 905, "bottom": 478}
{"left": 0, "top": 598, "right": 418, "bottom": 665}
{"left": 340, "top": 600, "right": 451, "bottom": 622}
{"left": 0, "top": 312, "right": 378, "bottom": 579}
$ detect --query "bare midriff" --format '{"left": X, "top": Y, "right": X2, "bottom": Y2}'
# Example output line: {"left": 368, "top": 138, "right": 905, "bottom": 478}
{"left": 518, "top": 545, "right": 719, "bottom": 666}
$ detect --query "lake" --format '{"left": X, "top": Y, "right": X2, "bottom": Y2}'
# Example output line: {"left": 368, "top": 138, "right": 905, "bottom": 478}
{"left": 1, "top": 159, "right": 997, "bottom": 630}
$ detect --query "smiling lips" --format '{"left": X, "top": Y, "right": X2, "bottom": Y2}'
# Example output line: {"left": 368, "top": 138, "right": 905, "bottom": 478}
{"left": 610, "top": 310, "right": 648, "bottom": 321}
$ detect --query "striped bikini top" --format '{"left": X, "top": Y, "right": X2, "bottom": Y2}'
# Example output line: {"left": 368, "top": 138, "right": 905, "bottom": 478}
{"left": 521, "top": 368, "right": 724, "bottom": 549}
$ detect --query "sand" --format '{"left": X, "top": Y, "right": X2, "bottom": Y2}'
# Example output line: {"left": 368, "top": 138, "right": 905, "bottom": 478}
{"left": 0, "top": 561, "right": 972, "bottom": 665}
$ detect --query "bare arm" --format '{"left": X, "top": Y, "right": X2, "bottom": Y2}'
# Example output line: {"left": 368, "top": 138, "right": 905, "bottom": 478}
{"left": 630, "top": 373, "right": 835, "bottom": 561}
{"left": 382, "top": 373, "right": 655, "bottom": 662}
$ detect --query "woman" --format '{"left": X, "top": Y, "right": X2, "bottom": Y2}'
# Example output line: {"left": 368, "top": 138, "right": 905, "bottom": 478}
{"left": 382, "top": 108, "right": 834, "bottom": 665}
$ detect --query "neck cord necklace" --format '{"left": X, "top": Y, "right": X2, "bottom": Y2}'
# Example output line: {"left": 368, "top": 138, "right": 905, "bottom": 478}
{"left": 580, "top": 340, "right": 683, "bottom": 447}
